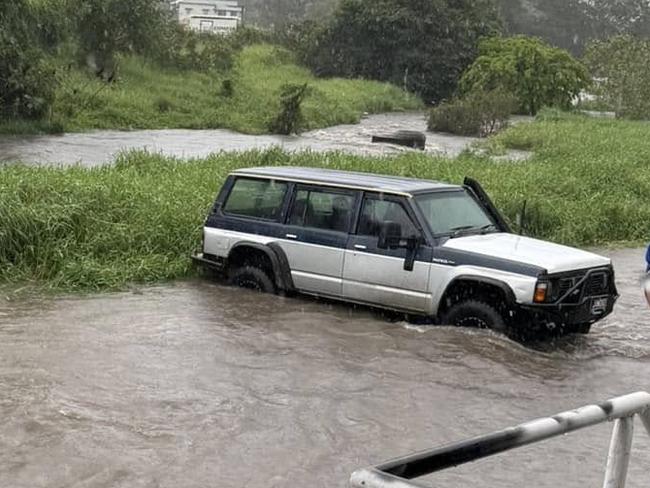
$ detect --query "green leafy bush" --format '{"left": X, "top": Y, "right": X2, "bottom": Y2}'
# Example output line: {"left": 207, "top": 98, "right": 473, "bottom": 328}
{"left": 428, "top": 90, "right": 518, "bottom": 137}
{"left": 0, "top": 1, "right": 56, "bottom": 118}
{"left": 154, "top": 97, "right": 173, "bottom": 113}
{"left": 269, "top": 83, "right": 311, "bottom": 134}
{"left": 151, "top": 25, "right": 276, "bottom": 74}
{"left": 584, "top": 35, "right": 650, "bottom": 120}
{"left": 75, "top": 0, "right": 173, "bottom": 78}
{"left": 460, "top": 36, "right": 590, "bottom": 115}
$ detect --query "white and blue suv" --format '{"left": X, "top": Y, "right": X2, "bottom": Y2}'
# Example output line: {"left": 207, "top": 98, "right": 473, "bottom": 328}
{"left": 193, "top": 167, "right": 618, "bottom": 338}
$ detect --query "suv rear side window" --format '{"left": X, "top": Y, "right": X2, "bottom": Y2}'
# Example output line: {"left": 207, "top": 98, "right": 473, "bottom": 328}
{"left": 288, "top": 188, "right": 355, "bottom": 232}
{"left": 358, "top": 197, "right": 418, "bottom": 238}
{"left": 223, "top": 178, "right": 287, "bottom": 220}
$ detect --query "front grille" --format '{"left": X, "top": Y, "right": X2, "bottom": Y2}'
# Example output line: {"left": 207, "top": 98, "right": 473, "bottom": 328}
{"left": 558, "top": 277, "right": 577, "bottom": 296}
{"left": 586, "top": 272, "right": 608, "bottom": 296}
{"left": 557, "top": 276, "right": 582, "bottom": 303}
{"left": 550, "top": 268, "right": 613, "bottom": 303}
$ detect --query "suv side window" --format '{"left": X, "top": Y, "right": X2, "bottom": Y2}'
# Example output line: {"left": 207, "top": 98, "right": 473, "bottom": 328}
{"left": 358, "top": 197, "right": 418, "bottom": 238}
{"left": 288, "top": 188, "right": 355, "bottom": 233}
{"left": 223, "top": 178, "right": 288, "bottom": 221}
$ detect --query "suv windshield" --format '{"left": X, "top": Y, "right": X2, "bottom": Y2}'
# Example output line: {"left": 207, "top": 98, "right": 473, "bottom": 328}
{"left": 415, "top": 190, "right": 497, "bottom": 237}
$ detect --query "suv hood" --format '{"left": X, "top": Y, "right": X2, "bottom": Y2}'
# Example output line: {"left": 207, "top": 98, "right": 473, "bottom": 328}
{"left": 442, "top": 233, "right": 611, "bottom": 274}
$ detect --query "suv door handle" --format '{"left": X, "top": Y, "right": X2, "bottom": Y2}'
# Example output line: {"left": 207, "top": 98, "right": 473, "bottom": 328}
{"left": 354, "top": 245, "right": 367, "bottom": 250}
{"left": 286, "top": 234, "right": 298, "bottom": 240}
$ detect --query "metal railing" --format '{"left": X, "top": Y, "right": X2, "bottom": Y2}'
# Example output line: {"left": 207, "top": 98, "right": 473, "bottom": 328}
{"left": 350, "top": 392, "right": 650, "bottom": 488}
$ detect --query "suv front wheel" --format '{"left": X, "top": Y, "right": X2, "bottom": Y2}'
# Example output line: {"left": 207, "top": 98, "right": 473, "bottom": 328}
{"left": 229, "top": 265, "right": 276, "bottom": 294}
{"left": 441, "top": 300, "right": 507, "bottom": 332}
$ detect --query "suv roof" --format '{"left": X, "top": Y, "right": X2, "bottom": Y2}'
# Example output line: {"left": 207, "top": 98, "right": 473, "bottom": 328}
{"left": 232, "top": 167, "right": 459, "bottom": 196}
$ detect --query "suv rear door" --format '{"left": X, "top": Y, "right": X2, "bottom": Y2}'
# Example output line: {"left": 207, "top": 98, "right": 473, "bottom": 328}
{"left": 342, "top": 193, "right": 432, "bottom": 313}
{"left": 278, "top": 185, "right": 358, "bottom": 296}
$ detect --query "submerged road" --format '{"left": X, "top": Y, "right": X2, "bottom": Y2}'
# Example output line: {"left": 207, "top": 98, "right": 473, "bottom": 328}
{"left": 0, "top": 248, "right": 648, "bottom": 488}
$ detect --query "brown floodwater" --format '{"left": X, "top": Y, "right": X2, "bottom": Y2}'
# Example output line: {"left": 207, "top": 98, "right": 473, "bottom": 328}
{"left": 0, "top": 248, "right": 648, "bottom": 488}
{"left": 0, "top": 113, "right": 529, "bottom": 167}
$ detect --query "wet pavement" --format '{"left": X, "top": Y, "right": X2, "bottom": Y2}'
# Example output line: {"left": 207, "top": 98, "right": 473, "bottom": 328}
{"left": 0, "top": 113, "right": 529, "bottom": 167}
{"left": 0, "top": 248, "right": 648, "bottom": 488}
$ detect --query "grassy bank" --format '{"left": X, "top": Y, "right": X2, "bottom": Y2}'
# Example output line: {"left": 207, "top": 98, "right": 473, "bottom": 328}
{"left": 0, "top": 44, "right": 421, "bottom": 136}
{"left": 1, "top": 113, "right": 649, "bottom": 291}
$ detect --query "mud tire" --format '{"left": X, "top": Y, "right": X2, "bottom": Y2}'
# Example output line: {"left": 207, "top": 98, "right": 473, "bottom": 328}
{"left": 441, "top": 300, "right": 507, "bottom": 332}
{"left": 229, "top": 265, "right": 276, "bottom": 294}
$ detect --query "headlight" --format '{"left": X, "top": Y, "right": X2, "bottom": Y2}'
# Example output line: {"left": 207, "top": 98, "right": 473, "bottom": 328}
{"left": 534, "top": 281, "right": 549, "bottom": 303}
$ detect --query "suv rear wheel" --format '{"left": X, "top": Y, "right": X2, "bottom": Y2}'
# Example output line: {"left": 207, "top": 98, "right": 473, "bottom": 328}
{"left": 229, "top": 265, "right": 276, "bottom": 294}
{"left": 441, "top": 300, "right": 506, "bottom": 332}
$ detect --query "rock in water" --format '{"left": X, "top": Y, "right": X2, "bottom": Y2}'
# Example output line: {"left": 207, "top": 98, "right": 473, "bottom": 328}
{"left": 371, "top": 130, "right": 426, "bottom": 150}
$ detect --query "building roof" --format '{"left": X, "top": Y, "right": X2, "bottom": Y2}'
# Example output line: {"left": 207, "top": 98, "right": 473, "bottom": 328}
{"left": 232, "top": 166, "right": 459, "bottom": 195}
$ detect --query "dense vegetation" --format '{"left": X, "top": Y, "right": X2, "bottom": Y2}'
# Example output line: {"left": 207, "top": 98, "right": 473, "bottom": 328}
{"left": 0, "top": 45, "right": 418, "bottom": 135}
{"left": 460, "top": 37, "right": 589, "bottom": 115}
{"left": 5, "top": 0, "right": 649, "bottom": 135}
{"left": 2, "top": 113, "right": 649, "bottom": 291}
{"left": 0, "top": 0, "right": 419, "bottom": 135}
{"left": 292, "top": 0, "right": 502, "bottom": 104}
{"left": 0, "top": 0, "right": 56, "bottom": 118}
{"left": 428, "top": 90, "right": 517, "bottom": 137}
{"left": 584, "top": 35, "right": 650, "bottom": 119}
{"left": 247, "top": 0, "right": 650, "bottom": 55}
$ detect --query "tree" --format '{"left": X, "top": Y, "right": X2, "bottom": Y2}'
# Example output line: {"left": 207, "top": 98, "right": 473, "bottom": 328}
{"left": 269, "top": 83, "right": 311, "bottom": 134}
{"left": 74, "top": 0, "right": 172, "bottom": 79}
{"left": 303, "top": 0, "right": 502, "bottom": 104}
{"left": 584, "top": 35, "right": 650, "bottom": 119}
{"left": 460, "top": 36, "right": 590, "bottom": 115}
{"left": 0, "top": 0, "right": 56, "bottom": 118}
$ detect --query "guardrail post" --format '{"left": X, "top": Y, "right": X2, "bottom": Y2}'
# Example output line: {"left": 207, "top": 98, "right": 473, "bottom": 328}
{"left": 602, "top": 416, "right": 634, "bottom": 488}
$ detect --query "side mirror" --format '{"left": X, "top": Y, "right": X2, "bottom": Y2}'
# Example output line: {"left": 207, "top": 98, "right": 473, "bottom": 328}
{"left": 378, "top": 221, "right": 402, "bottom": 249}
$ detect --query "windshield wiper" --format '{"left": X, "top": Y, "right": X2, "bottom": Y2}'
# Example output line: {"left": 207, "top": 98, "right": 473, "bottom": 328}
{"left": 448, "top": 224, "right": 498, "bottom": 238}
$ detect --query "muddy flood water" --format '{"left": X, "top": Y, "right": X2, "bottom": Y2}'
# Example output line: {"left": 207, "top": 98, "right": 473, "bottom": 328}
{"left": 0, "top": 113, "right": 529, "bottom": 167}
{"left": 1, "top": 248, "right": 648, "bottom": 488}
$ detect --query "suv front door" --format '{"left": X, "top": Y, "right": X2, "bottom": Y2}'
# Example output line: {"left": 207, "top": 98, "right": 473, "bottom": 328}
{"left": 279, "top": 185, "right": 358, "bottom": 296}
{"left": 342, "top": 194, "right": 432, "bottom": 313}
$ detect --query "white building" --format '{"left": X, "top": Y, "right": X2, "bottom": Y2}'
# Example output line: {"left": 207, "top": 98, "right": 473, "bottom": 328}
{"left": 171, "top": 1, "right": 244, "bottom": 34}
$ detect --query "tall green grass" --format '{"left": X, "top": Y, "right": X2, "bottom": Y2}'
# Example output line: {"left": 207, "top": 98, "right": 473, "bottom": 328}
{"left": 2, "top": 113, "right": 649, "bottom": 291}
{"left": 0, "top": 44, "right": 421, "bottom": 135}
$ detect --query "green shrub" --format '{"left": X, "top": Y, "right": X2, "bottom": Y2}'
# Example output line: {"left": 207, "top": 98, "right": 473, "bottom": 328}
{"left": 155, "top": 97, "right": 173, "bottom": 113}
{"left": 0, "top": 0, "right": 56, "bottom": 118}
{"left": 74, "top": 0, "right": 172, "bottom": 77}
{"left": 221, "top": 79, "right": 234, "bottom": 98}
{"left": 584, "top": 35, "right": 650, "bottom": 120}
{"left": 460, "top": 36, "right": 590, "bottom": 115}
{"left": 25, "top": 45, "right": 419, "bottom": 135}
{"left": 428, "top": 90, "right": 518, "bottom": 137}
{"left": 152, "top": 26, "right": 275, "bottom": 74}
{"left": 269, "top": 83, "right": 311, "bottom": 135}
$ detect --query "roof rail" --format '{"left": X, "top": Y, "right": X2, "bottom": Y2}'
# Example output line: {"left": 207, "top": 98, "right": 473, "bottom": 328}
{"left": 350, "top": 391, "right": 650, "bottom": 488}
